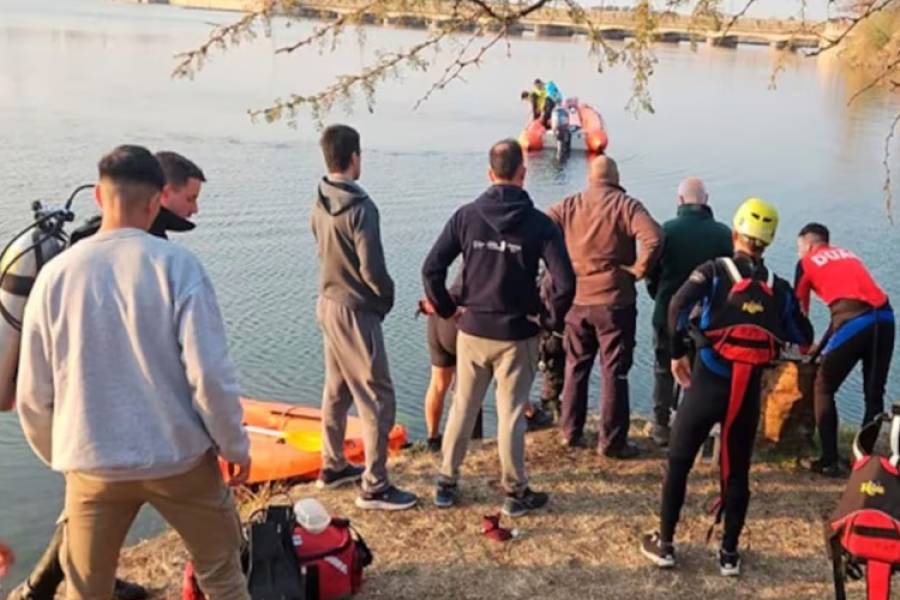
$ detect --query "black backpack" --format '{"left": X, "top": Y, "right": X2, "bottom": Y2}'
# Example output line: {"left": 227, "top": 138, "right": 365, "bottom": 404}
{"left": 246, "top": 506, "right": 307, "bottom": 600}
{"left": 827, "top": 404, "right": 900, "bottom": 600}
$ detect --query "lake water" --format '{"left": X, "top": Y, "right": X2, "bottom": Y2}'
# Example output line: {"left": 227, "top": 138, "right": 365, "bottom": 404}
{"left": 1, "top": 0, "right": 899, "bottom": 588}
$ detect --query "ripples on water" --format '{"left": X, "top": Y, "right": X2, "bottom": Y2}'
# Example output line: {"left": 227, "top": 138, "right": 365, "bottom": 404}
{"left": 1, "top": 0, "right": 899, "bottom": 586}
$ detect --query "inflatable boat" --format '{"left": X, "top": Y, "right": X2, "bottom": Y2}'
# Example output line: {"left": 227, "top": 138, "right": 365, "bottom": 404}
{"left": 519, "top": 100, "right": 609, "bottom": 155}
{"left": 219, "top": 397, "right": 408, "bottom": 485}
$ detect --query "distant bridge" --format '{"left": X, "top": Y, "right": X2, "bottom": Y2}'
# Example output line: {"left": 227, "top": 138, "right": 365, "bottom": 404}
{"left": 161, "top": 0, "right": 836, "bottom": 50}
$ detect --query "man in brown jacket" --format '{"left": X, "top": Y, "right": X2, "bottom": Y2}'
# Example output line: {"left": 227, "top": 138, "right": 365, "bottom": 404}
{"left": 548, "top": 156, "right": 662, "bottom": 458}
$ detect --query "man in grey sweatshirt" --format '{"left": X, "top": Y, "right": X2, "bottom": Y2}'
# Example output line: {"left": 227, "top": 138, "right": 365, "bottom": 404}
{"left": 16, "top": 145, "right": 250, "bottom": 600}
{"left": 311, "top": 125, "right": 416, "bottom": 510}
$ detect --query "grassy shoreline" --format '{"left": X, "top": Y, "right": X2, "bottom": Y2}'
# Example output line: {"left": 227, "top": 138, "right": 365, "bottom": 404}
{"left": 114, "top": 418, "right": 871, "bottom": 600}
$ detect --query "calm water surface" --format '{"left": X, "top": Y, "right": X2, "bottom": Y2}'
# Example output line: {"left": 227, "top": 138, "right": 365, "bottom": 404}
{"left": 1, "top": 0, "right": 899, "bottom": 586}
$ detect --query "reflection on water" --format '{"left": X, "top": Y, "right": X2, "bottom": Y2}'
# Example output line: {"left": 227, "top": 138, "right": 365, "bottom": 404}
{"left": 1, "top": 0, "right": 899, "bottom": 587}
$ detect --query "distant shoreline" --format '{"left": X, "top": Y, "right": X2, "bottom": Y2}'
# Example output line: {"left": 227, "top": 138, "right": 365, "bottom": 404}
{"left": 129, "top": 0, "right": 838, "bottom": 51}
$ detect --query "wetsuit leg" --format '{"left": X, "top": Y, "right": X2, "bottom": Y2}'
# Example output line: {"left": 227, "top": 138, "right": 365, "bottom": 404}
{"left": 652, "top": 324, "right": 675, "bottom": 428}
{"left": 721, "top": 371, "right": 761, "bottom": 553}
{"left": 861, "top": 318, "right": 894, "bottom": 426}
{"left": 815, "top": 334, "right": 863, "bottom": 464}
{"left": 659, "top": 359, "right": 728, "bottom": 543}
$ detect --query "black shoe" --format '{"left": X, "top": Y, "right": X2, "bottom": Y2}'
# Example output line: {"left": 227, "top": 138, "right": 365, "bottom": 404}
{"left": 602, "top": 442, "right": 640, "bottom": 460}
{"left": 355, "top": 485, "right": 418, "bottom": 511}
{"left": 560, "top": 433, "right": 593, "bottom": 449}
{"left": 433, "top": 481, "right": 458, "bottom": 508}
{"left": 719, "top": 549, "right": 741, "bottom": 577}
{"left": 808, "top": 457, "right": 848, "bottom": 478}
{"left": 427, "top": 435, "right": 443, "bottom": 454}
{"left": 501, "top": 487, "right": 549, "bottom": 518}
{"left": 650, "top": 424, "right": 670, "bottom": 447}
{"left": 526, "top": 407, "right": 554, "bottom": 432}
{"left": 540, "top": 398, "right": 561, "bottom": 421}
{"left": 114, "top": 578, "right": 149, "bottom": 600}
{"left": 640, "top": 532, "right": 675, "bottom": 569}
{"left": 316, "top": 464, "right": 364, "bottom": 489}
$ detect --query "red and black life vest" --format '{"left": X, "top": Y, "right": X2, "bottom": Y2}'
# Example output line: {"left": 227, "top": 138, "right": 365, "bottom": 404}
{"left": 828, "top": 406, "right": 900, "bottom": 600}
{"left": 703, "top": 258, "right": 785, "bottom": 525}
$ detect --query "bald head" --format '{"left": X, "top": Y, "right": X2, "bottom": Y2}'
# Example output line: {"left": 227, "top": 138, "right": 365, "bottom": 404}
{"left": 677, "top": 176, "right": 708, "bottom": 205}
{"left": 588, "top": 155, "right": 619, "bottom": 186}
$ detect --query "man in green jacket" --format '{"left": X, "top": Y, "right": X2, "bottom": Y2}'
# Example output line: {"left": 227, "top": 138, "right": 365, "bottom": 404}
{"left": 645, "top": 177, "right": 732, "bottom": 446}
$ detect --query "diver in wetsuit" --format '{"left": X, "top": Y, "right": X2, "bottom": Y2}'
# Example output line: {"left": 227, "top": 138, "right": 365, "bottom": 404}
{"left": 640, "top": 197, "right": 813, "bottom": 577}
{"left": 794, "top": 222, "right": 894, "bottom": 477}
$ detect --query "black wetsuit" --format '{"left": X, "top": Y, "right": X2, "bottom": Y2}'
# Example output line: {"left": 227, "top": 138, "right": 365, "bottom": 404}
{"left": 660, "top": 252, "right": 813, "bottom": 551}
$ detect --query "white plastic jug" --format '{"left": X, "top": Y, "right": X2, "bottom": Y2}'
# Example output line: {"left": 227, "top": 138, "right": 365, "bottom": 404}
{"left": 293, "top": 498, "right": 331, "bottom": 534}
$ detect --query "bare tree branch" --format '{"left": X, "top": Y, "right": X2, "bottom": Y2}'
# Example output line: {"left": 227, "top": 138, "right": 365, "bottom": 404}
{"left": 883, "top": 110, "right": 900, "bottom": 224}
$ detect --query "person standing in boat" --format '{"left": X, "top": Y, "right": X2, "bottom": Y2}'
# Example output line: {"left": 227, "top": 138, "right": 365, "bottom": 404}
{"left": 16, "top": 145, "right": 251, "bottom": 600}
{"left": 311, "top": 124, "right": 417, "bottom": 511}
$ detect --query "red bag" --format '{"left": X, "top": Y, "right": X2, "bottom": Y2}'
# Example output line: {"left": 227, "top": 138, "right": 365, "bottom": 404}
{"left": 292, "top": 518, "right": 372, "bottom": 600}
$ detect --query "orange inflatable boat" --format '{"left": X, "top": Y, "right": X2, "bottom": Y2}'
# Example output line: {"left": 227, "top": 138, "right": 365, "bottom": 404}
{"left": 519, "top": 102, "right": 609, "bottom": 154}
{"left": 219, "top": 397, "right": 408, "bottom": 485}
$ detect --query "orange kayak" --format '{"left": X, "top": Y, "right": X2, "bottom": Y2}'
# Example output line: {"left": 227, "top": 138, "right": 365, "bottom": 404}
{"left": 219, "top": 397, "right": 408, "bottom": 485}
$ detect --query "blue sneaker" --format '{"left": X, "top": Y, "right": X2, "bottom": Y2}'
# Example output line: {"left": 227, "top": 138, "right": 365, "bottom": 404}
{"left": 355, "top": 485, "right": 418, "bottom": 511}
{"left": 434, "top": 482, "right": 458, "bottom": 508}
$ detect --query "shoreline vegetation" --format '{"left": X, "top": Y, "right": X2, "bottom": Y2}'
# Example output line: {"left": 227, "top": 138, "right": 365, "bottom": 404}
{"left": 116, "top": 418, "right": 864, "bottom": 600}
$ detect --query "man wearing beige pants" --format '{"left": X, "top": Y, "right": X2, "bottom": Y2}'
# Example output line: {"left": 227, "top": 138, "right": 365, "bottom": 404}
{"left": 422, "top": 139, "right": 574, "bottom": 517}
{"left": 311, "top": 125, "right": 417, "bottom": 510}
{"left": 16, "top": 146, "right": 250, "bottom": 600}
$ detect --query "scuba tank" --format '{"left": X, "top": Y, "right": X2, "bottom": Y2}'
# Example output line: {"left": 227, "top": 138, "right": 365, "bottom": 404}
{"left": 0, "top": 184, "right": 92, "bottom": 410}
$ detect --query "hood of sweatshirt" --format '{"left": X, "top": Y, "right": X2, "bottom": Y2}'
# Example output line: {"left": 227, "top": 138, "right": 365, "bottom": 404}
{"left": 317, "top": 176, "right": 369, "bottom": 216}
{"left": 474, "top": 184, "right": 534, "bottom": 235}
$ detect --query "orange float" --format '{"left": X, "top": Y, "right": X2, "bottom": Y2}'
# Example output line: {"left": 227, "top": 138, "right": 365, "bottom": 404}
{"left": 219, "top": 397, "right": 408, "bottom": 485}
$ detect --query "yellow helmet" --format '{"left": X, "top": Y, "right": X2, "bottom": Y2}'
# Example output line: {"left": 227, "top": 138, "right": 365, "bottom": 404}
{"left": 733, "top": 197, "right": 779, "bottom": 245}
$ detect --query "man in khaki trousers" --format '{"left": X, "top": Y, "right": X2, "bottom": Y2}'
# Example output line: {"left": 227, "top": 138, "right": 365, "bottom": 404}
{"left": 422, "top": 139, "right": 575, "bottom": 517}
{"left": 16, "top": 146, "right": 250, "bottom": 600}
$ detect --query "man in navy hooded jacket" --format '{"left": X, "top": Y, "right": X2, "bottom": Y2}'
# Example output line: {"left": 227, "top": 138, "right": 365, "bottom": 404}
{"left": 422, "top": 139, "right": 575, "bottom": 517}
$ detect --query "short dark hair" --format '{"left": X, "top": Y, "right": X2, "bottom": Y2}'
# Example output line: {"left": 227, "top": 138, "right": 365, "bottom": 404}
{"left": 98, "top": 145, "right": 165, "bottom": 191}
{"left": 520, "top": 91, "right": 531, "bottom": 100}
{"left": 489, "top": 139, "right": 524, "bottom": 180}
{"left": 320, "top": 124, "right": 361, "bottom": 173}
{"left": 799, "top": 222, "right": 830, "bottom": 243}
{"left": 533, "top": 78, "right": 543, "bottom": 86}
{"left": 155, "top": 151, "right": 206, "bottom": 188}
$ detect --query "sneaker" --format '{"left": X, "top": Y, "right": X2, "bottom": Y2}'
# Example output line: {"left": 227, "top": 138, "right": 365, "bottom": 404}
{"left": 526, "top": 407, "right": 554, "bottom": 432}
{"left": 602, "top": 442, "right": 640, "bottom": 460}
{"left": 316, "top": 464, "right": 364, "bottom": 490}
{"left": 501, "top": 487, "right": 549, "bottom": 518}
{"left": 640, "top": 532, "right": 675, "bottom": 568}
{"left": 427, "top": 435, "right": 443, "bottom": 454}
{"left": 433, "top": 481, "right": 458, "bottom": 508}
{"left": 808, "top": 457, "right": 848, "bottom": 478}
{"left": 719, "top": 549, "right": 741, "bottom": 577}
{"left": 355, "top": 485, "right": 418, "bottom": 511}
{"left": 650, "top": 424, "right": 670, "bottom": 447}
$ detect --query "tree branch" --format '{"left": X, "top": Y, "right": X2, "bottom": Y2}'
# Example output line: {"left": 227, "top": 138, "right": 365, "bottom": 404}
{"left": 883, "top": 110, "right": 900, "bottom": 225}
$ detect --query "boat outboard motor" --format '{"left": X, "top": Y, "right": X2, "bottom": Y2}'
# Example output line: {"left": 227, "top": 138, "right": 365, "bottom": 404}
{"left": 0, "top": 184, "right": 91, "bottom": 409}
{"left": 551, "top": 105, "right": 571, "bottom": 161}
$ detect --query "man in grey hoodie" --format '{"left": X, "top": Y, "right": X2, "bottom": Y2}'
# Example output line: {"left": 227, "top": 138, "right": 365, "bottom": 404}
{"left": 311, "top": 125, "right": 417, "bottom": 510}
{"left": 16, "top": 145, "right": 250, "bottom": 600}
